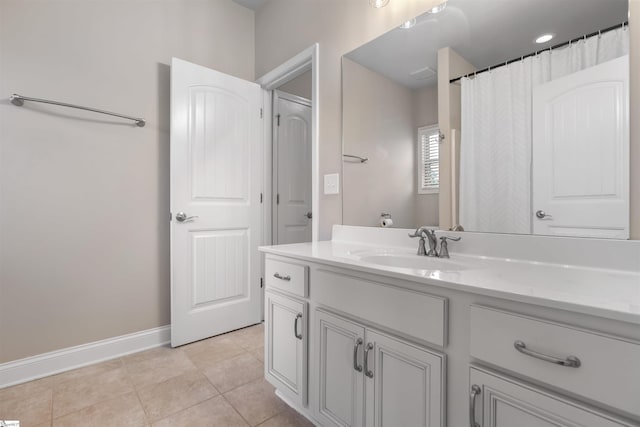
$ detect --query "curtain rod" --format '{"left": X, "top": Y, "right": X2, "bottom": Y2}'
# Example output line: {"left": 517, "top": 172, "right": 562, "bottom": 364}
{"left": 449, "top": 21, "right": 628, "bottom": 84}
{"left": 9, "top": 94, "right": 146, "bottom": 127}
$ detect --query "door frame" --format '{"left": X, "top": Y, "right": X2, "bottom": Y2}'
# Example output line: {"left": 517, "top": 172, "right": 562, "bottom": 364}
{"left": 272, "top": 90, "right": 312, "bottom": 245}
{"left": 256, "top": 43, "right": 320, "bottom": 246}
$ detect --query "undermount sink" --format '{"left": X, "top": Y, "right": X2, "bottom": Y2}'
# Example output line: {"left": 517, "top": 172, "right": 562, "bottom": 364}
{"left": 355, "top": 251, "right": 475, "bottom": 272}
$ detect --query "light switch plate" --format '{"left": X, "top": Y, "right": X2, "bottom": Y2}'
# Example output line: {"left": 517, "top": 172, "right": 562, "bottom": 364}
{"left": 324, "top": 173, "right": 340, "bottom": 195}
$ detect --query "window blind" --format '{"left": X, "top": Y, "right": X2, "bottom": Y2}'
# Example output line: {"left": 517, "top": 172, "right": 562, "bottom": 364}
{"left": 418, "top": 125, "right": 440, "bottom": 193}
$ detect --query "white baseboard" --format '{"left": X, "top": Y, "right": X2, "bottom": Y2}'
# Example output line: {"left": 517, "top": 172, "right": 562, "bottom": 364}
{"left": 0, "top": 325, "right": 171, "bottom": 388}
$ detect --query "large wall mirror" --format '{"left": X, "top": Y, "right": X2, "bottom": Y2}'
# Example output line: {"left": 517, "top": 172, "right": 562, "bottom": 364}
{"left": 342, "top": 0, "right": 630, "bottom": 239}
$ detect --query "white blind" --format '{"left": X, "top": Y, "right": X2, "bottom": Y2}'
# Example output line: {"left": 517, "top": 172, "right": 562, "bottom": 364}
{"left": 418, "top": 125, "right": 440, "bottom": 193}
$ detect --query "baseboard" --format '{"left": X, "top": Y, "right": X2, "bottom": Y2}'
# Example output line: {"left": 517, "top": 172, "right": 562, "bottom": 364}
{"left": 0, "top": 325, "right": 171, "bottom": 388}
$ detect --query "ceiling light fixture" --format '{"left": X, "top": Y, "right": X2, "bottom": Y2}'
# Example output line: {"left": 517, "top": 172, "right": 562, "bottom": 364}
{"left": 429, "top": 1, "right": 447, "bottom": 14}
{"left": 535, "top": 33, "right": 555, "bottom": 44}
{"left": 369, "top": 0, "right": 390, "bottom": 8}
{"left": 399, "top": 18, "right": 417, "bottom": 29}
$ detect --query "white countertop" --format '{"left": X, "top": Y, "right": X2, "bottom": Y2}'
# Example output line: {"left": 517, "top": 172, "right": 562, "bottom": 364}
{"left": 260, "top": 239, "right": 640, "bottom": 325}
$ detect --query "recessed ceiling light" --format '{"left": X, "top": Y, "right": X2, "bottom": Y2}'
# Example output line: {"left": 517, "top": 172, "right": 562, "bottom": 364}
{"left": 535, "top": 33, "right": 555, "bottom": 44}
{"left": 399, "top": 18, "right": 417, "bottom": 29}
{"left": 369, "top": 0, "right": 389, "bottom": 8}
{"left": 429, "top": 1, "right": 447, "bottom": 14}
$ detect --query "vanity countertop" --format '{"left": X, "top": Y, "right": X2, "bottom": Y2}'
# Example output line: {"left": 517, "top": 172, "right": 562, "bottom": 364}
{"left": 259, "top": 239, "right": 640, "bottom": 325}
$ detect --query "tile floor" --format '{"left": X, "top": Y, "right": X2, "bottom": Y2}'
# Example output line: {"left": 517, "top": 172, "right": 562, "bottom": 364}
{"left": 0, "top": 324, "right": 314, "bottom": 427}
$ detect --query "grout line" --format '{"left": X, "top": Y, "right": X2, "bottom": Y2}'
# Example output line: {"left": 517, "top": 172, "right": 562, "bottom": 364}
{"left": 220, "top": 393, "right": 253, "bottom": 427}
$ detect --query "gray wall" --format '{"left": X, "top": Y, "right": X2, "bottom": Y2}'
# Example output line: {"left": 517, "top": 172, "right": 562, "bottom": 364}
{"left": 342, "top": 59, "right": 416, "bottom": 228}
{"left": 0, "top": 0, "right": 255, "bottom": 363}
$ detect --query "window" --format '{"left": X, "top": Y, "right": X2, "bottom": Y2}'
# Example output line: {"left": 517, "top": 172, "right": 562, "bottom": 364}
{"left": 418, "top": 125, "right": 440, "bottom": 194}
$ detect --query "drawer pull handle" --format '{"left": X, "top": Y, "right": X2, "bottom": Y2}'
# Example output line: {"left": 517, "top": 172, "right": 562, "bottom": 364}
{"left": 469, "top": 384, "right": 481, "bottom": 427}
{"left": 364, "top": 343, "right": 374, "bottom": 378}
{"left": 353, "top": 338, "right": 363, "bottom": 372}
{"left": 294, "top": 313, "right": 303, "bottom": 340}
{"left": 514, "top": 340, "right": 581, "bottom": 368}
{"left": 274, "top": 273, "right": 291, "bottom": 281}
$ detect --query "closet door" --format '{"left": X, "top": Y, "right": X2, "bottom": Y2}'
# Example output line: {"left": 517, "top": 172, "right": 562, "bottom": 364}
{"left": 314, "top": 310, "right": 365, "bottom": 427}
{"left": 364, "top": 330, "right": 445, "bottom": 427}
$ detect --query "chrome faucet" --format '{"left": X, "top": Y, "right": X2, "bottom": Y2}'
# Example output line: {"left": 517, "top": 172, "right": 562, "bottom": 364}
{"left": 408, "top": 227, "right": 439, "bottom": 257}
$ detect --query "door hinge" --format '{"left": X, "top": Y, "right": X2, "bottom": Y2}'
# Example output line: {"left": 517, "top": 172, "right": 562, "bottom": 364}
{"left": 260, "top": 277, "right": 264, "bottom": 288}
{"left": 276, "top": 193, "right": 280, "bottom": 204}
{"left": 260, "top": 192, "right": 263, "bottom": 203}
{"left": 276, "top": 114, "right": 281, "bottom": 126}
{"left": 260, "top": 108, "right": 263, "bottom": 118}
{"left": 169, "top": 212, "right": 172, "bottom": 221}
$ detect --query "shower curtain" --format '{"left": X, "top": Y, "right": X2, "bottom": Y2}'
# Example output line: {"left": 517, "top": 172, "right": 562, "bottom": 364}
{"left": 458, "top": 27, "right": 629, "bottom": 234}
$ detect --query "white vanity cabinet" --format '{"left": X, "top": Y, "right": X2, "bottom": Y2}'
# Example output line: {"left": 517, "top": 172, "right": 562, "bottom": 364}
{"left": 314, "top": 309, "right": 445, "bottom": 427}
{"left": 265, "top": 290, "right": 308, "bottom": 407}
{"left": 264, "top": 256, "right": 310, "bottom": 408}
{"left": 469, "top": 367, "right": 635, "bottom": 427}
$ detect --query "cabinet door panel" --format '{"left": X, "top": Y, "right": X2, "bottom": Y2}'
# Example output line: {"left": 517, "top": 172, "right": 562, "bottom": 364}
{"left": 365, "top": 331, "right": 445, "bottom": 427}
{"left": 470, "top": 367, "right": 633, "bottom": 427}
{"left": 265, "top": 291, "right": 307, "bottom": 406}
{"left": 315, "top": 310, "right": 365, "bottom": 427}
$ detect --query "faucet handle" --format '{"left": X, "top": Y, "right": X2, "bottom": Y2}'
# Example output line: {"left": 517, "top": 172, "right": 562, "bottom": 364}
{"left": 438, "top": 235, "right": 461, "bottom": 258}
{"left": 408, "top": 228, "right": 426, "bottom": 238}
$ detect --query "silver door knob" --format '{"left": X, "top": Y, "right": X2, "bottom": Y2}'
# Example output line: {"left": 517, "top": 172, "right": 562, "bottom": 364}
{"left": 305, "top": 211, "right": 312, "bottom": 219}
{"left": 535, "top": 210, "right": 552, "bottom": 219}
{"left": 175, "top": 212, "right": 198, "bottom": 223}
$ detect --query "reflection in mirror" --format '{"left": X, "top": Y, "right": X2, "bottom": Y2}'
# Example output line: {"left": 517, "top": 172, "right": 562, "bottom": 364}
{"left": 342, "top": 0, "right": 630, "bottom": 239}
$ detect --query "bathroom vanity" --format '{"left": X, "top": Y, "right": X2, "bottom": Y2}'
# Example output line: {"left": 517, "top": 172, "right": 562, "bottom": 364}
{"left": 260, "top": 226, "right": 640, "bottom": 427}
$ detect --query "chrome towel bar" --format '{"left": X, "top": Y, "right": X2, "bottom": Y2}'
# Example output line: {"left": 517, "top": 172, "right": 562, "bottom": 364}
{"left": 343, "top": 154, "right": 368, "bottom": 163}
{"left": 9, "top": 93, "right": 146, "bottom": 127}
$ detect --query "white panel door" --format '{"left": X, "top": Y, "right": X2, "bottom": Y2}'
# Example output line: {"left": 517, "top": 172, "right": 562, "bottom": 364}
{"left": 274, "top": 92, "right": 312, "bottom": 244}
{"left": 532, "top": 55, "right": 629, "bottom": 238}
{"left": 469, "top": 368, "right": 631, "bottom": 427}
{"left": 315, "top": 310, "right": 366, "bottom": 427}
{"left": 265, "top": 291, "right": 308, "bottom": 407}
{"left": 364, "top": 330, "right": 445, "bottom": 427}
{"left": 170, "top": 58, "right": 263, "bottom": 347}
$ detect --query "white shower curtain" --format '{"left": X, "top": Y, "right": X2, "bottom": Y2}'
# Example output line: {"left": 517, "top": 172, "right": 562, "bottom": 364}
{"left": 459, "top": 27, "right": 629, "bottom": 234}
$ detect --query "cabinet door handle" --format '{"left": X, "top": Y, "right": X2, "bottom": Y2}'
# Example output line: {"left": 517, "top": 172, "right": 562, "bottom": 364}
{"left": 294, "top": 313, "right": 303, "bottom": 340}
{"left": 353, "top": 338, "right": 363, "bottom": 372}
{"left": 364, "top": 343, "right": 374, "bottom": 378}
{"left": 469, "top": 384, "right": 481, "bottom": 427}
{"left": 274, "top": 273, "right": 291, "bottom": 281}
{"left": 514, "top": 340, "right": 581, "bottom": 368}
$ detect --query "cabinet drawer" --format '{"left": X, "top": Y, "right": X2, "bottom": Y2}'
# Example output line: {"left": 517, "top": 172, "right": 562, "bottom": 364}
{"left": 313, "top": 268, "right": 447, "bottom": 347}
{"left": 265, "top": 257, "right": 308, "bottom": 298}
{"left": 470, "top": 305, "right": 640, "bottom": 417}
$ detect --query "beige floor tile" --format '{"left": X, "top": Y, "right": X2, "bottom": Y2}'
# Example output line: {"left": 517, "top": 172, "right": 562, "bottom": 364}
{"left": 251, "top": 346, "right": 264, "bottom": 363}
{"left": 152, "top": 395, "right": 249, "bottom": 427}
{"left": 47, "top": 358, "right": 123, "bottom": 388}
{"left": 0, "top": 388, "right": 52, "bottom": 426}
{"left": 202, "top": 353, "right": 263, "bottom": 393}
{"left": 223, "top": 379, "right": 286, "bottom": 426}
{"left": 123, "top": 348, "right": 197, "bottom": 389}
{"left": 228, "top": 324, "right": 264, "bottom": 350}
{"left": 257, "top": 405, "right": 315, "bottom": 427}
{"left": 184, "top": 336, "right": 246, "bottom": 370}
{"left": 137, "top": 370, "right": 219, "bottom": 422}
{"left": 120, "top": 345, "right": 175, "bottom": 365}
{"left": 52, "top": 391, "right": 147, "bottom": 427}
{"left": 0, "top": 376, "right": 54, "bottom": 402}
{"left": 52, "top": 367, "right": 133, "bottom": 418}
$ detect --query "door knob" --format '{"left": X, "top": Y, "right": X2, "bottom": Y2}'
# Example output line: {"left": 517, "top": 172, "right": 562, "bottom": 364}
{"left": 305, "top": 211, "right": 313, "bottom": 219}
{"left": 175, "top": 212, "right": 198, "bottom": 223}
{"left": 535, "top": 210, "right": 552, "bottom": 219}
